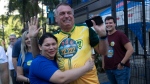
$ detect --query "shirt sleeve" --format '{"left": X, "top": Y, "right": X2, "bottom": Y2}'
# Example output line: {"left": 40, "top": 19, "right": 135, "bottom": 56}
{"left": 89, "top": 27, "right": 99, "bottom": 47}
{"left": 17, "top": 54, "right": 22, "bottom": 66}
{"left": 0, "top": 46, "right": 7, "bottom": 63}
{"left": 12, "top": 38, "right": 21, "bottom": 58}
{"left": 31, "top": 58, "right": 59, "bottom": 81}
{"left": 120, "top": 32, "right": 130, "bottom": 45}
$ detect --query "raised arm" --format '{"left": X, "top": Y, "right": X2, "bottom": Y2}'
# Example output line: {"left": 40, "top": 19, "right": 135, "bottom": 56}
{"left": 28, "top": 17, "right": 42, "bottom": 57}
{"left": 91, "top": 20, "right": 108, "bottom": 56}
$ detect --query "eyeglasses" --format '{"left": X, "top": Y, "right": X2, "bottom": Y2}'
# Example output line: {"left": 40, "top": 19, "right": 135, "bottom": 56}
{"left": 9, "top": 38, "right": 16, "bottom": 40}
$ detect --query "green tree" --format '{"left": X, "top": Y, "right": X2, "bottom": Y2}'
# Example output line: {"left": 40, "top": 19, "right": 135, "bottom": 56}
{"left": 8, "top": 0, "right": 60, "bottom": 23}
{"left": 0, "top": 15, "right": 22, "bottom": 47}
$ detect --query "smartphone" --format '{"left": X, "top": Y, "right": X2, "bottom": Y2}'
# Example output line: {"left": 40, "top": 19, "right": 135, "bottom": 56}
{"left": 85, "top": 16, "right": 103, "bottom": 28}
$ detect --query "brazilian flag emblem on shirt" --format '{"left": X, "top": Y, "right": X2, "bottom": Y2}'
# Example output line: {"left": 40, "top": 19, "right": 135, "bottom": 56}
{"left": 27, "top": 60, "right": 32, "bottom": 66}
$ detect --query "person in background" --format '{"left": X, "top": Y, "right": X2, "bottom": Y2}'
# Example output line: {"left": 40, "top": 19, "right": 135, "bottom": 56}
{"left": 28, "top": 2, "right": 108, "bottom": 84}
{"left": 0, "top": 46, "right": 9, "bottom": 84}
{"left": 102, "top": 16, "right": 134, "bottom": 84}
{"left": 12, "top": 28, "right": 28, "bottom": 84}
{"left": 29, "top": 33, "right": 94, "bottom": 83}
{"left": 17, "top": 31, "right": 33, "bottom": 84}
{"left": 7, "top": 34, "right": 17, "bottom": 84}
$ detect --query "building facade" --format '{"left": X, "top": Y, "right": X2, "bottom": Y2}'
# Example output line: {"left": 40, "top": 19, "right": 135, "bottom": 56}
{"left": 64, "top": 0, "right": 112, "bottom": 24}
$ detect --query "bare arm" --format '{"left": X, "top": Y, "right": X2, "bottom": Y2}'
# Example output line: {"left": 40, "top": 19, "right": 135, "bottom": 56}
{"left": 121, "top": 42, "right": 134, "bottom": 64}
{"left": 28, "top": 17, "right": 42, "bottom": 57}
{"left": 0, "top": 62, "right": 9, "bottom": 84}
{"left": 30, "top": 38, "right": 40, "bottom": 57}
{"left": 50, "top": 59, "right": 94, "bottom": 84}
{"left": 12, "top": 57, "right": 17, "bottom": 71}
{"left": 101, "top": 55, "right": 105, "bottom": 69}
{"left": 117, "top": 42, "right": 134, "bottom": 69}
{"left": 91, "top": 20, "right": 108, "bottom": 56}
{"left": 17, "top": 66, "right": 30, "bottom": 83}
{"left": 94, "top": 39, "right": 108, "bottom": 55}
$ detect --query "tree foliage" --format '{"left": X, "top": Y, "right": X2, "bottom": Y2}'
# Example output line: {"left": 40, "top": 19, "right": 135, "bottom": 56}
{"left": 0, "top": 15, "right": 23, "bottom": 46}
{"left": 8, "top": 0, "right": 41, "bottom": 22}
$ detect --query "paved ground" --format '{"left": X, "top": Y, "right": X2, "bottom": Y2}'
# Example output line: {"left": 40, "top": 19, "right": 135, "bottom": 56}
{"left": 98, "top": 73, "right": 108, "bottom": 82}
{"left": 1, "top": 73, "right": 108, "bottom": 84}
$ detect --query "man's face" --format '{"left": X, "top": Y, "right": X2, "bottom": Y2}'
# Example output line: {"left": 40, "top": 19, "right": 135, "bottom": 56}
{"left": 105, "top": 19, "right": 116, "bottom": 32}
{"left": 55, "top": 5, "right": 74, "bottom": 30}
{"left": 9, "top": 36, "right": 17, "bottom": 46}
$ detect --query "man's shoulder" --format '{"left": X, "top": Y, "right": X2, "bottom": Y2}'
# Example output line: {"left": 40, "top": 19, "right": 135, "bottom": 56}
{"left": 13, "top": 38, "right": 21, "bottom": 46}
{"left": 16, "top": 38, "right": 22, "bottom": 43}
{"left": 75, "top": 25, "right": 88, "bottom": 29}
{"left": 116, "top": 30, "right": 125, "bottom": 34}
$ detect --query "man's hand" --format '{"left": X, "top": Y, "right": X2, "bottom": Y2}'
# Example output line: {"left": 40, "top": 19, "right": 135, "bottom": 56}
{"left": 91, "top": 20, "right": 106, "bottom": 37}
{"left": 28, "top": 16, "right": 42, "bottom": 38}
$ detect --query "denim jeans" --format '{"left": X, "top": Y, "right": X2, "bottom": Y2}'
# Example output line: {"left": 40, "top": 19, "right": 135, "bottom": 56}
{"left": 105, "top": 66, "right": 130, "bottom": 84}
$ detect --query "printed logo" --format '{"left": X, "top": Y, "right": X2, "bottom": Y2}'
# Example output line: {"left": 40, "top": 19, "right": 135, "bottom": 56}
{"left": 27, "top": 60, "right": 32, "bottom": 66}
{"left": 59, "top": 38, "right": 78, "bottom": 58}
{"left": 107, "top": 41, "right": 115, "bottom": 58}
{"left": 76, "top": 39, "right": 83, "bottom": 49}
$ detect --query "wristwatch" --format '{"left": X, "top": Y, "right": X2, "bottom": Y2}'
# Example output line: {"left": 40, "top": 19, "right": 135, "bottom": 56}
{"left": 120, "top": 62, "right": 125, "bottom": 66}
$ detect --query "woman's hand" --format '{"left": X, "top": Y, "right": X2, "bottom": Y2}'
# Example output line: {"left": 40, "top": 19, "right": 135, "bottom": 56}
{"left": 28, "top": 16, "right": 42, "bottom": 38}
{"left": 84, "top": 59, "right": 94, "bottom": 71}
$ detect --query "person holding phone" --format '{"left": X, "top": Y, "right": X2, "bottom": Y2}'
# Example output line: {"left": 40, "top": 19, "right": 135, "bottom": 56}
{"left": 28, "top": 2, "right": 108, "bottom": 84}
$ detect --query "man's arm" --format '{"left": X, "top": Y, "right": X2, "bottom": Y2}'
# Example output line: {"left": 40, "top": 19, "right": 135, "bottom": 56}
{"left": 92, "top": 23, "right": 108, "bottom": 55}
{"left": 101, "top": 55, "right": 105, "bottom": 69}
{"left": 121, "top": 42, "right": 134, "bottom": 64}
{"left": 117, "top": 42, "right": 134, "bottom": 69}
{"left": 0, "top": 62, "right": 9, "bottom": 84}
{"left": 12, "top": 38, "right": 21, "bottom": 71}
{"left": 12, "top": 57, "right": 17, "bottom": 71}
{"left": 94, "top": 38, "right": 108, "bottom": 55}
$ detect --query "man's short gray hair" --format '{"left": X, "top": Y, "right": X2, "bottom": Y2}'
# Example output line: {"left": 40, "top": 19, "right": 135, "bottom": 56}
{"left": 9, "top": 34, "right": 16, "bottom": 38}
{"left": 54, "top": 2, "right": 74, "bottom": 17}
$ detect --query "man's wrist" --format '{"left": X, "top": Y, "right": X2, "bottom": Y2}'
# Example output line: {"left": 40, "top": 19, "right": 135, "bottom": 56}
{"left": 120, "top": 62, "right": 125, "bottom": 66}
{"left": 100, "top": 35, "right": 107, "bottom": 40}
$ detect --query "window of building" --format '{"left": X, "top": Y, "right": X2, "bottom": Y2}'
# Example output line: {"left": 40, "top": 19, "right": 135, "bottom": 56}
{"left": 67, "top": 0, "right": 90, "bottom": 7}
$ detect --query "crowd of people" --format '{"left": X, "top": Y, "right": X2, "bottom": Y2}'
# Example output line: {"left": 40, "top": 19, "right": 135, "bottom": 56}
{"left": 0, "top": 2, "right": 134, "bottom": 84}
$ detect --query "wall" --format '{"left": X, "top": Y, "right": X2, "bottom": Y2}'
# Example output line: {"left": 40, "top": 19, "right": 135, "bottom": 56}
{"left": 73, "top": 0, "right": 112, "bottom": 24}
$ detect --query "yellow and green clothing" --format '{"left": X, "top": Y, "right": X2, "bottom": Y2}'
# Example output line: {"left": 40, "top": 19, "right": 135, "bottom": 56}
{"left": 54, "top": 25, "right": 100, "bottom": 84}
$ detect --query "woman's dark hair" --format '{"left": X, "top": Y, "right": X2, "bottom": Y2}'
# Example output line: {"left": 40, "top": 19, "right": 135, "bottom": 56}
{"left": 38, "top": 33, "right": 58, "bottom": 46}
